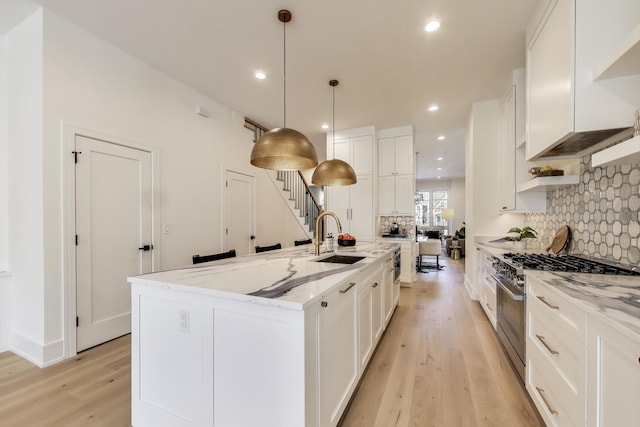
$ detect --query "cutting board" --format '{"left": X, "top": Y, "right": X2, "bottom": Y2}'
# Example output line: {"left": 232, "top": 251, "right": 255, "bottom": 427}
{"left": 547, "top": 225, "right": 570, "bottom": 254}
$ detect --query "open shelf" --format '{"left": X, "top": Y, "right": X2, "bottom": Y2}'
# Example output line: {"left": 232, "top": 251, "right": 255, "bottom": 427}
{"left": 594, "top": 24, "right": 640, "bottom": 81}
{"left": 518, "top": 175, "right": 579, "bottom": 193}
{"left": 591, "top": 134, "right": 640, "bottom": 167}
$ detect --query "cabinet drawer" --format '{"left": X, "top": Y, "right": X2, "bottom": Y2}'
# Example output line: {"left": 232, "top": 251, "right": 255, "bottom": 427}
{"left": 527, "top": 307, "right": 585, "bottom": 394}
{"left": 527, "top": 276, "right": 587, "bottom": 345}
{"left": 527, "top": 346, "right": 586, "bottom": 427}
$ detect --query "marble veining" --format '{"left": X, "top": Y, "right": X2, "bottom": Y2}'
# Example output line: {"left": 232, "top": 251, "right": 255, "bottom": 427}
{"left": 529, "top": 270, "right": 640, "bottom": 338}
{"left": 129, "top": 243, "right": 399, "bottom": 309}
{"left": 249, "top": 263, "right": 361, "bottom": 299}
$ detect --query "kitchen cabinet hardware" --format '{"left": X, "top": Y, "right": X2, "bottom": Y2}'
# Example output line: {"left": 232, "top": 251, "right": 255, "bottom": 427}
{"left": 372, "top": 282, "right": 379, "bottom": 288}
{"left": 386, "top": 258, "right": 392, "bottom": 262}
{"left": 321, "top": 301, "right": 328, "bottom": 308}
{"left": 537, "top": 296, "right": 559, "bottom": 310}
{"left": 340, "top": 282, "right": 356, "bottom": 294}
{"left": 536, "top": 387, "right": 559, "bottom": 415}
{"left": 387, "top": 267, "right": 394, "bottom": 273}
{"left": 138, "top": 244, "right": 153, "bottom": 251}
{"left": 536, "top": 334, "right": 560, "bottom": 355}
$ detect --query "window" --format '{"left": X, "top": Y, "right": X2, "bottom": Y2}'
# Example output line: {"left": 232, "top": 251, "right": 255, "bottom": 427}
{"left": 415, "top": 190, "right": 450, "bottom": 233}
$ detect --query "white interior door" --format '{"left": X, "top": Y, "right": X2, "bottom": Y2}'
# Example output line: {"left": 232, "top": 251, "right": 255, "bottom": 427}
{"left": 75, "top": 135, "right": 152, "bottom": 351}
{"left": 224, "top": 170, "right": 255, "bottom": 256}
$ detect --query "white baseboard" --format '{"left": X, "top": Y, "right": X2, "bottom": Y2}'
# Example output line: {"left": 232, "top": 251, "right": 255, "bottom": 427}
{"left": 10, "top": 332, "right": 64, "bottom": 367}
{"left": 464, "top": 274, "right": 477, "bottom": 300}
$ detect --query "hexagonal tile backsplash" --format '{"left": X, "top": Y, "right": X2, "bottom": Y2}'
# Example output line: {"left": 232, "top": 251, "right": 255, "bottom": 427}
{"left": 525, "top": 155, "right": 640, "bottom": 267}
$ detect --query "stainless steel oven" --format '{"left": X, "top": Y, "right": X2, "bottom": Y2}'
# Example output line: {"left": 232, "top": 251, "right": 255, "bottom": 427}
{"left": 491, "top": 257, "right": 526, "bottom": 383}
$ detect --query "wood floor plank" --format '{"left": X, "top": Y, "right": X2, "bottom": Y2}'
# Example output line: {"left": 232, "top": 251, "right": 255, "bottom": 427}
{"left": 0, "top": 259, "right": 543, "bottom": 427}
{"left": 341, "top": 258, "right": 544, "bottom": 427}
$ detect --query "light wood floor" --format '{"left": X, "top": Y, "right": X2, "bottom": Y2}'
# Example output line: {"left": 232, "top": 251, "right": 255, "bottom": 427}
{"left": 340, "top": 258, "right": 543, "bottom": 427}
{"left": 0, "top": 258, "right": 543, "bottom": 427}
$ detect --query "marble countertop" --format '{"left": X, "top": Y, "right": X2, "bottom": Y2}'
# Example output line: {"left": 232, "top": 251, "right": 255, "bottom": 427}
{"left": 475, "top": 236, "right": 640, "bottom": 341}
{"left": 527, "top": 270, "right": 640, "bottom": 341}
{"left": 128, "top": 242, "right": 400, "bottom": 310}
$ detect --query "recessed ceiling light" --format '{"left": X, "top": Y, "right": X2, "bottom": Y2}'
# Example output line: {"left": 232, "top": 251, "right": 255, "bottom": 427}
{"left": 255, "top": 71, "right": 267, "bottom": 80}
{"left": 321, "top": 124, "right": 329, "bottom": 129}
{"left": 437, "top": 167, "right": 442, "bottom": 171}
{"left": 437, "top": 176, "right": 441, "bottom": 179}
{"left": 437, "top": 135, "right": 445, "bottom": 140}
{"left": 428, "top": 105, "right": 439, "bottom": 112}
{"left": 437, "top": 157, "right": 444, "bottom": 161}
{"left": 425, "top": 20, "right": 441, "bottom": 32}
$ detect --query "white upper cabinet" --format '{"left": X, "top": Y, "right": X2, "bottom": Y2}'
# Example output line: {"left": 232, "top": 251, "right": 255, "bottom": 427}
{"left": 526, "top": 0, "right": 640, "bottom": 160}
{"left": 325, "top": 126, "right": 375, "bottom": 242}
{"left": 377, "top": 127, "right": 415, "bottom": 216}
{"left": 499, "top": 70, "right": 546, "bottom": 213}
{"left": 331, "top": 133, "right": 374, "bottom": 176}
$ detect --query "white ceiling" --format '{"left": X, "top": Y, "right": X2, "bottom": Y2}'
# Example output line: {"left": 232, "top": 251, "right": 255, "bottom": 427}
{"left": 0, "top": 0, "right": 539, "bottom": 180}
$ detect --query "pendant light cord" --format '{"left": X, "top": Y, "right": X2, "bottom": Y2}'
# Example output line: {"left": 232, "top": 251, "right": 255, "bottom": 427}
{"left": 332, "top": 85, "right": 336, "bottom": 157}
{"left": 283, "top": 18, "right": 287, "bottom": 128}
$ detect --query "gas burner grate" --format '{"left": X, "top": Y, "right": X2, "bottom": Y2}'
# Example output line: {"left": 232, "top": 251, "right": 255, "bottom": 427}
{"left": 502, "top": 253, "right": 640, "bottom": 275}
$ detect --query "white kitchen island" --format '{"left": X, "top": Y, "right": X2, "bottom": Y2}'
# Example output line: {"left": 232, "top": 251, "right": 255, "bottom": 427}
{"left": 128, "top": 243, "right": 400, "bottom": 427}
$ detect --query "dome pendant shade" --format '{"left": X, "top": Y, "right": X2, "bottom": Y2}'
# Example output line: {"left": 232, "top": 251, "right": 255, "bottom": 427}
{"left": 311, "top": 158, "right": 357, "bottom": 185}
{"left": 250, "top": 127, "right": 318, "bottom": 171}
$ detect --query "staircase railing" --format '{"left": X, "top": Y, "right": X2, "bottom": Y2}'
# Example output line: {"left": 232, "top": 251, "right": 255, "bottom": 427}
{"left": 276, "top": 171, "right": 322, "bottom": 233}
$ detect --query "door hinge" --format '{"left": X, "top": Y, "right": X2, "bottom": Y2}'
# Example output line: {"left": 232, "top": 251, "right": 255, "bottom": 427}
{"left": 72, "top": 151, "right": 82, "bottom": 164}
{"left": 75, "top": 235, "right": 78, "bottom": 245}
{"left": 76, "top": 316, "right": 79, "bottom": 327}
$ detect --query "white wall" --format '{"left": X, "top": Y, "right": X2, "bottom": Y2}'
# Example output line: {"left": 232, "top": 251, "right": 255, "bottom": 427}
{"left": 465, "top": 100, "right": 524, "bottom": 296}
{"left": 4, "top": 8, "right": 306, "bottom": 365}
{"left": 0, "top": 33, "right": 12, "bottom": 353}
{"left": 6, "top": 9, "right": 46, "bottom": 362}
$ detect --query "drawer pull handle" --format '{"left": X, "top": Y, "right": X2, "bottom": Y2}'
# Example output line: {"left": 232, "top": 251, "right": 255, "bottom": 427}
{"left": 536, "top": 387, "right": 559, "bottom": 415}
{"left": 340, "top": 282, "right": 356, "bottom": 294}
{"left": 536, "top": 334, "right": 559, "bottom": 355}
{"left": 373, "top": 282, "right": 379, "bottom": 288}
{"left": 321, "top": 301, "right": 328, "bottom": 308}
{"left": 537, "top": 296, "right": 559, "bottom": 310}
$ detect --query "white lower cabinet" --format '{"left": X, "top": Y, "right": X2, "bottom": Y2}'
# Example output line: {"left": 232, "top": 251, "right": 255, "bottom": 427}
{"left": 357, "top": 267, "right": 384, "bottom": 374}
{"left": 318, "top": 279, "right": 359, "bottom": 427}
{"left": 526, "top": 276, "right": 587, "bottom": 426}
{"left": 476, "top": 249, "right": 497, "bottom": 328}
{"left": 587, "top": 314, "right": 640, "bottom": 427}
{"left": 131, "top": 250, "right": 398, "bottom": 427}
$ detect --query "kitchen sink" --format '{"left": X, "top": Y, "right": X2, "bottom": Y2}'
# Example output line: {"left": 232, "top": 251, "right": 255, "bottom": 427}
{"left": 314, "top": 255, "right": 365, "bottom": 264}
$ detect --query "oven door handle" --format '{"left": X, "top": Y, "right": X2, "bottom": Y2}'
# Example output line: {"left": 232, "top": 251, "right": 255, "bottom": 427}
{"left": 492, "top": 274, "right": 524, "bottom": 301}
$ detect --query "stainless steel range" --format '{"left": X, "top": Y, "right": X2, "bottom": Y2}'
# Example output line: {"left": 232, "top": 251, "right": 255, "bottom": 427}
{"left": 491, "top": 253, "right": 640, "bottom": 383}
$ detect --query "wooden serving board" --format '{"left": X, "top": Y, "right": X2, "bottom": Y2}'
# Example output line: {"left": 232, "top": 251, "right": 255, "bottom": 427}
{"left": 547, "top": 225, "right": 570, "bottom": 254}
{"left": 536, "top": 169, "right": 564, "bottom": 177}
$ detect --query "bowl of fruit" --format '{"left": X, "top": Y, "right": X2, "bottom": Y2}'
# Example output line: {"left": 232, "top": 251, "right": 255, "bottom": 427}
{"left": 338, "top": 233, "right": 356, "bottom": 246}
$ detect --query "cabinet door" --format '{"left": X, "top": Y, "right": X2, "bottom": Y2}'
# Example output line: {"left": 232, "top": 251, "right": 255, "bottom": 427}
{"left": 378, "top": 175, "right": 395, "bottom": 215}
{"left": 350, "top": 175, "right": 373, "bottom": 242}
{"left": 372, "top": 275, "right": 383, "bottom": 343}
{"left": 394, "top": 135, "right": 414, "bottom": 175}
{"left": 358, "top": 282, "right": 374, "bottom": 372}
{"left": 319, "top": 281, "right": 358, "bottom": 427}
{"left": 351, "top": 135, "right": 374, "bottom": 176}
{"left": 378, "top": 138, "right": 396, "bottom": 176}
{"left": 587, "top": 315, "right": 640, "bottom": 427}
{"left": 325, "top": 186, "right": 350, "bottom": 236}
{"left": 526, "top": 0, "right": 573, "bottom": 159}
{"left": 394, "top": 174, "right": 414, "bottom": 215}
{"left": 383, "top": 264, "right": 394, "bottom": 326}
{"left": 332, "top": 138, "right": 350, "bottom": 162}
{"left": 499, "top": 88, "right": 516, "bottom": 211}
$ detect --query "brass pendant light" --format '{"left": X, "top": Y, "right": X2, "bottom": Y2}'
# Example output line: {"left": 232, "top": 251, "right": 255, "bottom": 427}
{"left": 312, "top": 80, "right": 357, "bottom": 186}
{"left": 250, "top": 9, "right": 318, "bottom": 171}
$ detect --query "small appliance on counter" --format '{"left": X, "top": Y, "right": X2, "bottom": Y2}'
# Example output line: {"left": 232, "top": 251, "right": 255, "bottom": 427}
{"left": 390, "top": 222, "right": 400, "bottom": 234}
